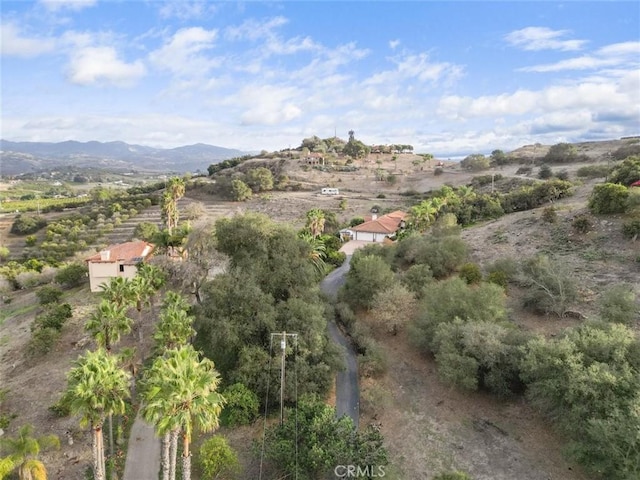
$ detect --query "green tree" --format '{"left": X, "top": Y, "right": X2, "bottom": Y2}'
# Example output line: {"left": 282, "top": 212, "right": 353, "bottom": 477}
{"left": 219, "top": 383, "right": 259, "bottom": 427}
{"left": 134, "top": 222, "right": 160, "bottom": 241}
{"left": 197, "top": 436, "right": 239, "bottom": 479}
{"left": 262, "top": 395, "right": 387, "bottom": 480}
{"left": 65, "top": 349, "right": 131, "bottom": 480}
{"left": 245, "top": 167, "right": 274, "bottom": 193}
{"left": 339, "top": 255, "right": 395, "bottom": 310}
{"left": 412, "top": 277, "right": 508, "bottom": 352}
{"left": 55, "top": 262, "right": 88, "bottom": 289}
{"left": 141, "top": 346, "right": 225, "bottom": 480}
{"left": 544, "top": 143, "right": 578, "bottom": 163}
{"left": 460, "top": 154, "right": 490, "bottom": 171}
{"left": 85, "top": 300, "right": 132, "bottom": 353}
{"left": 0, "top": 424, "right": 59, "bottom": 480}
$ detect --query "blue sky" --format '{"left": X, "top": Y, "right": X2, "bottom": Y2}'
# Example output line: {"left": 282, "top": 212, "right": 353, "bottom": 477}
{"left": 1, "top": 1, "right": 639, "bottom": 157}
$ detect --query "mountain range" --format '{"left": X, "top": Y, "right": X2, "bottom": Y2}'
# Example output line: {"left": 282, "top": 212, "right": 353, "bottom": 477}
{"left": 0, "top": 140, "right": 247, "bottom": 176}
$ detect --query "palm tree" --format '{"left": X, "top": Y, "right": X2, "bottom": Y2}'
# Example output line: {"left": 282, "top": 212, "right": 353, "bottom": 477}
{"left": 129, "top": 275, "right": 154, "bottom": 344}
{"left": 65, "top": 349, "right": 131, "bottom": 480}
{"left": 99, "top": 277, "right": 133, "bottom": 309}
{"left": 298, "top": 232, "right": 327, "bottom": 276}
{"left": 410, "top": 199, "right": 438, "bottom": 231}
{"left": 305, "top": 209, "right": 326, "bottom": 239}
{"left": 162, "top": 177, "right": 186, "bottom": 234}
{"left": 0, "top": 424, "right": 59, "bottom": 480}
{"left": 85, "top": 300, "right": 132, "bottom": 353}
{"left": 153, "top": 293, "right": 195, "bottom": 352}
{"left": 140, "top": 346, "right": 225, "bottom": 480}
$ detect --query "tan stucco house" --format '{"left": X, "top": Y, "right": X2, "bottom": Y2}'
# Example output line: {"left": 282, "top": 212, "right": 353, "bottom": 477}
{"left": 86, "top": 240, "right": 154, "bottom": 292}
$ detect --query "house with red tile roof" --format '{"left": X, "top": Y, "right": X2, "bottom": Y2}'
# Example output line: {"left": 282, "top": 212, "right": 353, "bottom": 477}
{"left": 85, "top": 240, "right": 154, "bottom": 292}
{"left": 340, "top": 210, "right": 407, "bottom": 242}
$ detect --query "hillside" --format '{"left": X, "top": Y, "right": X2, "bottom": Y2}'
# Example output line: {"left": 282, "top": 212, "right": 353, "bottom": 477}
{"left": 0, "top": 140, "right": 247, "bottom": 175}
{"left": 0, "top": 137, "right": 638, "bottom": 480}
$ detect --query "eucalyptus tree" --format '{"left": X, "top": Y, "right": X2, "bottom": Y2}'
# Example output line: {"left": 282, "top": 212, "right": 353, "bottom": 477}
{"left": 65, "top": 349, "right": 131, "bottom": 480}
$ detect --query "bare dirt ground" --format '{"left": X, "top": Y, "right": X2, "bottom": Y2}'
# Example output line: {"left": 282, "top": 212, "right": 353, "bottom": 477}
{"left": 1, "top": 139, "right": 637, "bottom": 479}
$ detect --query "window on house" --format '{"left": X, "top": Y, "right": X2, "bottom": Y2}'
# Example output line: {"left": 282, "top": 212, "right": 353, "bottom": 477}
{"left": 119, "top": 264, "right": 125, "bottom": 272}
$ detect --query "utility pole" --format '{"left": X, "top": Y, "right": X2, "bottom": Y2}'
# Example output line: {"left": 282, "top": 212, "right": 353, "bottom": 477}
{"left": 271, "top": 332, "right": 298, "bottom": 426}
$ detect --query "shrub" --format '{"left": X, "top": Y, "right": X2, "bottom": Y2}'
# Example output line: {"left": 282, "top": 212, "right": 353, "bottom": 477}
{"left": 33, "top": 303, "right": 72, "bottom": 331}
{"left": 26, "top": 327, "right": 59, "bottom": 356}
{"left": 339, "top": 255, "right": 394, "bottom": 310}
{"left": 538, "top": 164, "right": 553, "bottom": 179}
{"left": 55, "top": 263, "right": 88, "bottom": 288}
{"left": 326, "top": 250, "right": 346, "bottom": 267}
{"left": 541, "top": 206, "right": 558, "bottom": 223}
{"left": 349, "top": 217, "right": 365, "bottom": 227}
{"left": 369, "top": 284, "right": 416, "bottom": 334}
{"left": 219, "top": 383, "right": 259, "bottom": 427}
{"left": 400, "top": 263, "right": 433, "bottom": 297}
{"left": 608, "top": 155, "right": 640, "bottom": 184}
{"left": 458, "top": 262, "right": 482, "bottom": 284}
{"left": 133, "top": 222, "right": 159, "bottom": 241}
{"left": 622, "top": 219, "right": 640, "bottom": 239}
{"left": 576, "top": 164, "right": 610, "bottom": 179}
{"left": 10, "top": 215, "right": 47, "bottom": 235}
{"left": 358, "top": 339, "right": 388, "bottom": 378}
{"left": 519, "top": 255, "right": 577, "bottom": 317}
{"left": 572, "top": 215, "right": 592, "bottom": 233}
{"left": 556, "top": 170, "right": 569, "bottom": 181}
{"left": 25, "top": 235, "right": 37, "bottom": 247}
{"left": 36, "top": 285, "right": 63, "bottom": 305}
{"left": 198, "top": 436, "right": 240, "bottom": 479}
{"left": 412, "top": 277, "right": 508, "bottom": 352}
{"left": 516, "top": 166, "right": 532, "bottom": 175}
{"left": 599, "top": 284, "right": 638, "bottom": 325}
{"left": 588, "top": 183, "right": 629, "bottom": 214}
{"left": 434, "top": 167, "right": 443, "bottom": 175}
{"left": 0, "top": 246, "right": 8, "bottom": 261}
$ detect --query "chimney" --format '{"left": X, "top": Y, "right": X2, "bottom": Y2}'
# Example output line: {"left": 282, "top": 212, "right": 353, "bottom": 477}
{"left": 100, "top": 250, "right": 110, "bottom": 261}
{"left": 371, "top": 214, "right": 378, "bottom": 220}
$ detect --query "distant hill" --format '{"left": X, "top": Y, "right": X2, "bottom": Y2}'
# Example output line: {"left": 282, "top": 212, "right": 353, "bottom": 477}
{"left": 0, "top": 139, "right": 246, "bottom": 175}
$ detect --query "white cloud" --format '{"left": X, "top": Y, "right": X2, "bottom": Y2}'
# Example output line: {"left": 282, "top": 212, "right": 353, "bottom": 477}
{"left": 225, "top": 16, "right": 288, "bottom": 42}
{"left": 67, "top": 46, "right": 146, "bottom": 86}
{"left": 158, "top": 1, "right": 218, "bottom": 20}
{"left": 38, "top": 0, "right": 96, "bottom": 11}
{"left": 364, "top": 52, "right": 463, "bottom": 86}
{"left": 235, "top": 84, "right": 303, "bottom": 126}
{"left": 389, "top": 39, "right": 400, "bottom": 50}
{"left": 1, "top": 22, "right": 57, "bottom": 57}
{"left": 149, "top": 27, "right": 219, "bottom": 77}
{"left": 505, "top": 27, "right": 586, "bottom": 51}
{"left": 521, "top": 41, "right": 640, "bottom": 72}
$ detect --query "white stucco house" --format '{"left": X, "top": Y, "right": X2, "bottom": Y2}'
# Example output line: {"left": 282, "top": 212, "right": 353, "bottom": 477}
{"left": 340, "top": 210, "right": 407, "bottom": 243}
{"left": 86, "top": 240, "right": 154, "bottom": 292}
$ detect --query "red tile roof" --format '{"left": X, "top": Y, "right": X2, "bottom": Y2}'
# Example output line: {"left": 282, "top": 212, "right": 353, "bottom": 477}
{"left": 86, "top": 241, "right": 154, "bottom": 264}
{"left": 351, "top": 210, "right": 407, "bottom": 234}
